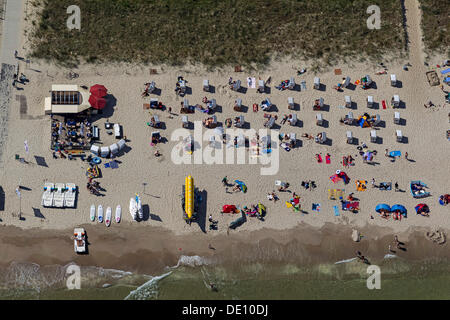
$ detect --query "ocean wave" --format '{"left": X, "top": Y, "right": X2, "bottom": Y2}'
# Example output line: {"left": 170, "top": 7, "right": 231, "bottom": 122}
{"left": 124, "top": 272, "right": 172, "bottom": 300}
{"left": 334, "top": 258, "right": 357, "bottom": 265}
{"left": 173, "top": 255, "right": 211, "bottom": 268}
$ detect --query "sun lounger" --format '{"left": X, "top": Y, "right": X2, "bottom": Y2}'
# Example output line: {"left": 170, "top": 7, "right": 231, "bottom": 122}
{"left": 343, "top": 76, "right": 351, "bottom": 88}
{"left": 316, "top": 113, "right": 323, "bottom": 126}
{"left": 347, "top": 111, "right": 354, "bottom": 124}
{"left": 53, "top": 183, "right": 65, "bottom": 208}
{"left": 288, "top": 97, "right": 294, "bottom": 110}
{"left": 203, "top": 79, "right": 209, "bottom": 92}
{"left": 390, "top": 74, "right": 397, "bottom": 87}
{"left": 346, "top": 131, "right": 353, "bottom": 144}
{"left": 258, "top": 79, "right": 265, "bottom": 92}
{"left": 288, "top": 77, "right": 295, "bottom": 90}
{"left": 90, "top": 144, "right": 99, "bottom": 156}
{"left": 314, "top": 77, "right": 320, "bottom": 90}
{"left": 209, "top": 135, "right": 215, "bottom": 146}
{"left": 232, "top": 80, "right": 241, "bottom": 91}
{"left": 394, "top": 112, "right": 400, "bottom": 124}
{"left": 290, "top": 133, "right": 296, "bottom": 145}
{"left": 117, "top": 139, "right": 126, "bottom": 151}
{"left": 235, "top": 115, "right": 244, "bottom": 128}
{"left": 345, "top": 96, "right": 351, "bottom": 108}
{"left": 99, "top": 146, "right": 109, "bottom": 157}
{"left": 300, "top": 80, "right": 306, "bottom": 91}
{"left": 373, "top": 114, "right": 381, "bottom": 126}
{"left": 150, "top": 98, "right": 158, "bottom": 108}
{"left": 110, "top": 143, "right": 119, "bottom": 156}
{"left": 396, "top": 129, "right": 402, "bottom": 142}
{"left": 42, "top": 182, "right": 54, "bottom": 207}
{"left": 183, "top": 98, "right": 189, "bottom": 109}
{"left": 288, "top": 114, "right": 297, "bottom": 126}
{"left": 182, "top": 115, "right": 188, "bottom": 128}
{"left": 392, "top": 95, "right": 400, "bottom": 108}
{"left": 370, "top": 130, "right": 377, "bottom": 143}
{"left": 64, "top": 183, "right": 76, "bottom": 208}
{"left": 264, "top": 117, "right": 275, "bottom": 128}
{"left": 208, "top": 98, "right": 217, "bottom": 110}
{"left": 367, "top": 96, "right": 373, "bottom": 108}
{"left": 148, "top": 81, "right": 156, "bottom": 93}
{"left": 114, "top": 123, "right": 122, "bottom": 139}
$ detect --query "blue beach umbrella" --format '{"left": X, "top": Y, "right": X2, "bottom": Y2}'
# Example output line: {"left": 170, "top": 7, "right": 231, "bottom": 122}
{"left": 391, "top": 204, "right": 406, "bottom": 214}
{"left": 234, "top": 180, "right": 247, "bottom": 193}
{"left": 375, "top": 204, "right": 391, "bottom": 213}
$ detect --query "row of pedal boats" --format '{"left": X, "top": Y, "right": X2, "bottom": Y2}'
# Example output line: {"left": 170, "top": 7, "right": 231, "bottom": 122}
{"left": 90, "top": 195, "right": 142, "bottom": 226}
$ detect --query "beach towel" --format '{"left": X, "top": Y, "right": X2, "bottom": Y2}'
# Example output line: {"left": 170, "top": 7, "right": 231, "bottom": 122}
{"left": 333, "top": 206, "right": 340, "bottom": 216}
{"left": 330, "top": 175, "right": 341, "bottom": 183}
{"left": 312, "top": 203, "right": 321, "bottom": 212}
{"left": 382, "top": 100, "right": 387, "bottom": 109}
{"left": 440, "top": 68, "right": 450, "bottom": 74}
{"left": 326, "top": 155, "right": 331, "bottom": 164}
{"left": 317, "top": 154, "right": 322, "bottom": 163}
{"left": 389, "top": 150, "right": 401, "bottom": 157}
{"left": 247, "top": 77, "right": 256, "bottom": 88}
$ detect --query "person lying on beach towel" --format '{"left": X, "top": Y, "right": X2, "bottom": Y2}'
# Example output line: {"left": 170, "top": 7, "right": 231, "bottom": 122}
{"left": 315, "top": 154, "right": 322, "bottom": 163}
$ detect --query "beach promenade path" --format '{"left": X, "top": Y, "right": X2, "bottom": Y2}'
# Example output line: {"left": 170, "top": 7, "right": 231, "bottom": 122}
{"left": 0, "top": 0, "right": 24, "bottom": 167}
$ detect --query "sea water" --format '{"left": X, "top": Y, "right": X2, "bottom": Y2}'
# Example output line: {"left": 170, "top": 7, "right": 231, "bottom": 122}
{"left": 1, "top": 256, "right": 449, "bottom": 300}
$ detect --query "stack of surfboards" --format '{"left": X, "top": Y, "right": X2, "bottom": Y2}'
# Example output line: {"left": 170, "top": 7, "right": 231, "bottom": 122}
{"left": 90, "top": 205, "right": 121, "bottom": 226}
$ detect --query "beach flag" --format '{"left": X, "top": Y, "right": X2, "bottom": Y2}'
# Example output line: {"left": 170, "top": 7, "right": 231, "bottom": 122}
{"left": 24, "top": 140, "right": 29, "bottom": 154}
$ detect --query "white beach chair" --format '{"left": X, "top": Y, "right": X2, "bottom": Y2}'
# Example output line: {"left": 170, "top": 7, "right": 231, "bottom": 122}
{"left": 209, "top": 135, "right": 215, "bottom": 147}
{"left": 182, "top": 115, "right": 189, "bottom": 128}
{"left": 288, "top": 77, "right": 295, "bottom": 90}
{"left": 313, "top": 77, "right": 320, "bottom": 90}
{"left": 114, "top": 123, "right": 122, "bottom": 139}
{"left": 90, "top": 144, "right": 99, "bottom": 156}
{"left": 288, "top": 97, "right": 294, "bottom": 110}
{"left": 347, "top": 111, "right": 354, "bottom": 124}
{"left": 346, "top": 131, "right": 353, "bottom": 144}
{"left": 64, "top": 183, "right": 76, "bottom": 208}
{"left": 394, "top": 112, "right": 400, "bottom": 124}
{"left": 235, "top": 98, "right": 242, "bottom": 108}
{"left": 316, "top": 113, "right": 323, "bottom": 126}
{"left": 265, "top": 117, "right": 275, "bottom": 128}
{"left": 390, "top": 74, "right": 397, "bottom": 87}
{"left": 148, "top": 81, "right": 156, "bottom": 93}
{"left": 235, "top": 115, "right": 244, "bottom": 128}
{"left": 183, "top": 98, "right": 189, "bottom": 109}
{"left": 290, "top": 133, "right": 296, "bottom": 146}
{"left": 320, "top": 132, "right": 326, "bottom": 144}
{"left": 392, "top": 95, "right": 400, "bottom": 108}
{"left": 179, "top": 80, "right": 186, "bottom": 94}
{"left": 373, "top": 114, "right": 381, "bottom": 126}
{"left": 42, "top": 182, "right": 54, "bottom": 207}
{"left": 100, "top": 146, "right": 110, "bottom": 158}
{"left": 288, "top": 114, "right": 297, "bottom": 126}
{"left": 370, "top": 130, "right": 377, "bottom": 143}
{"left": 343, "top": 76, "right": 351, "bottom": 88}
{"left": 208, "top": 98, "right": 217, "bottom": 110}
{"left": 203, "top": 79, "right": 210, "bottom": 92}
{"left": 117, "top": 139, "right": 126, "bottom": 151}
{"left": 345, "top": 95, "right": 351, "bottom": 108}
{"left": 258, "top": 79, "right": 265, "bottom": 93}
{"left": 396, "top": 130, "right": 402, "bottom": 142}
{"left": 364, "top": 75, "right": 372, "bottom": 86}
{"left": 153, "top": 115, "right": 160, "bottom": 127}
{"left": 53, "top": 183, "right": 65, "bottom": 208}
{"left": 232, "top": 80, "right": 241, "bottom": 91}
{"left": 367, "top": 96, "right": 374, "bottom": 108}
{"left": 110, "top": 143, "right": 119, "bottom": 156}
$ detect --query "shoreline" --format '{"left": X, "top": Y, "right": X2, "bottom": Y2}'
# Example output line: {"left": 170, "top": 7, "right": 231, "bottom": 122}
{"left": 1, "top": 222, "right": 448, "bottom": 277}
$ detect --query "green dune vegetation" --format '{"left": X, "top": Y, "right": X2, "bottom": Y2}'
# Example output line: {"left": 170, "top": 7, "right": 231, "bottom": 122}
{"left": 418, "top": 0, "right": 450, "bottom": 57}
{"left": 28, "top": 0, "right": 408, "bottom": 68}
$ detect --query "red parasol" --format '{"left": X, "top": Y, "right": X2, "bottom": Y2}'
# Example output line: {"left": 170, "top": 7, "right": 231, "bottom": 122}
{"left": 89, "top": 94, "right": 107, "bottom": 110}
{"left": 90, "top": 84, "right": 108, "bottom": 97}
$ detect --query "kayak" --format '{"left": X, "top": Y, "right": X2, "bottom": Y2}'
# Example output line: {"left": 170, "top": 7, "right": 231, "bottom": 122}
{"left": 115, "top": 205, "right": 121, "bottom": 223}
{"left": 90, "top": 204, "right": 96, "bottom": 222}
{"left": 105, "top": 207, "right": 112, "bottom": 227}
{"left": 98, "top": 205, "right": 104, "bottom": 223}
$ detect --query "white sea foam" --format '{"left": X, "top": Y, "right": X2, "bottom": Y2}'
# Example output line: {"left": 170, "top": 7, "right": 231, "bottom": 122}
{"left": 383, "top": 254, "right": 397, "bottom": 259}
{"left": 124, "top": 272, "right": 172, "bottom": 300}
{"left": 173, "top": 255, "right": 211, "bottom": 268}
{"left": 334, "top": 258, "right": 357, "bottom": 265}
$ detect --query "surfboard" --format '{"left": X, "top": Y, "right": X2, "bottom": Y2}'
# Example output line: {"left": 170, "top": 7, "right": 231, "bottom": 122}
{"left": 105, "top": 207, "right": 112, "bottom": 227}
{"left": 98, "top": 205, "right": 103, "bottom": 223}
{"left": 115, "top": 205, "right": 122, "bottom": 223}
{"left": 90, "top": 204, "right": 96, "bottom": 222}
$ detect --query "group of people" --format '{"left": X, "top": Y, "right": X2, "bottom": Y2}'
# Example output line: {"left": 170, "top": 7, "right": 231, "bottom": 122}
{"left": 86, "top": 179, "right": 102, "bottom": 196}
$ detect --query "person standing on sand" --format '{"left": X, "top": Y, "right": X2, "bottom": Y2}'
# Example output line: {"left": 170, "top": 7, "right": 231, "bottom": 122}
{"left": 371, "top": 178, "right": 375, "bottom": 188}
{"left": 405, "top": 152, "right": 408, "bottom": 160}
{"left": 395, "top": 182, "right": 399, "bottom": 192}
{"left": 385, "top": 149, "right": 389, "bottom": 157}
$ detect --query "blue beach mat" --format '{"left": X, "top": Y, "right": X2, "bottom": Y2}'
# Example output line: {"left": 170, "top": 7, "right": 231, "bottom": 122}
{"left": 333, "top": 206, "right": 340, "bottom": 216}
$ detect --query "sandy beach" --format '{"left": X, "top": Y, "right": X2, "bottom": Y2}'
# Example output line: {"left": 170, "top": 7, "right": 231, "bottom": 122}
{"left": 0, "top": 0, "right": 449, "bottom": 278}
